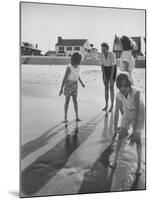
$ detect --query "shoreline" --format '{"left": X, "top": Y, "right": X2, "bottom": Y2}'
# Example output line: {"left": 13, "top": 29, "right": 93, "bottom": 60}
{"left": 21, "top": 56, "right": 146, "bottom": 68}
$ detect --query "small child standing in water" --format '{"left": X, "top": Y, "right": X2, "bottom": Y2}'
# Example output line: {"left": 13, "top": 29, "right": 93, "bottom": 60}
{"left": 59, "top": 52, "right": 85, "bottom": 123}
{"left": 111, "top": 73, "right": 145, "bottom": 175}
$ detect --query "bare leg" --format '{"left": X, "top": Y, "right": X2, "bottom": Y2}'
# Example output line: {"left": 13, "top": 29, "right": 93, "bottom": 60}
{"left": 72, "top": 95, "right": 81, "bottom": 121}
{"left": 109, "top": 82, "right": 114, "bottom": 112}
{"left": 102, "top": 81, "right": 109, "bottom": 111}
{"left": 111, "top": 127, "right": 127, "bottom": 167}
{"left": 64, "top": 96, "right": 71, "bottom": 122}
{"left": 136, "top": 135, "right": 142, "bottom": 174}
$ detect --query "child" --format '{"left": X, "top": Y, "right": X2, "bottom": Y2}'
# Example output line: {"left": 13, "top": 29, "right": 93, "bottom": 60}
{"left": 119, "top": 35, "right": 135, "bottom": 85}
{"left": 59, "top": 52, "right": 85, "bottom": 123}
{"left": 111, "top": 73, "right": 145, "bottom": 175}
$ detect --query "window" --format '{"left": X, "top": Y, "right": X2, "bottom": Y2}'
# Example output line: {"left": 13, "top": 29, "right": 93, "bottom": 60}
{"left": 59, "top": 46, "right": 64, "bottom": 51}
{"left": 66, "top": 46, "right": 72, "bottom": 51}
{"left": 74, "top": 46, "right": 80, "bottom": 51}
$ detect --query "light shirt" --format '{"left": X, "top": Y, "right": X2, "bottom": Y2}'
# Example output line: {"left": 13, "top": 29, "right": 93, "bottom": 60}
{"left": 119, "top": 50, "right": 135, "bottom": 73}
{"left": 116, "top": 87, "right": 143, "bottom": 118}
{"left": 67, "top": 65, "right": 80, "bottom": 81}
{"left": 99, "top": 51, "right": 116, "bottom": 67}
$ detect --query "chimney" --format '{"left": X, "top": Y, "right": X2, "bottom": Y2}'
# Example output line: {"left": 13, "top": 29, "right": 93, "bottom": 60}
{"left": 58, "top": 36, "right": 62, "bottom": 43}
{"left": 35, "top": 44, "right": 38, "bottom": 48}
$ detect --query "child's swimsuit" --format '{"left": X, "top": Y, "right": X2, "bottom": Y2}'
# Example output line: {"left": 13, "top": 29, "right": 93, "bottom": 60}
{"left": 64, "top": 65, "right": 80, "bottom": 96}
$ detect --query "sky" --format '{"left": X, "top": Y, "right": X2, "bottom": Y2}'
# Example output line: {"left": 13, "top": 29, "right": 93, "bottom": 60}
{"left": 21, "top": 2, "right": 145, "bottom": 54}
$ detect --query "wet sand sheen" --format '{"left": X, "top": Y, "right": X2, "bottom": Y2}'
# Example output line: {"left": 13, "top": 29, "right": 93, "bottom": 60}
{"left": 21, "top": 65, "right": 145, "bottom": 197}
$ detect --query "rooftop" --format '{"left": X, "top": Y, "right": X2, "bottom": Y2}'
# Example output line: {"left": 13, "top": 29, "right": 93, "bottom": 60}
{"left": 56, "top": 39, "right": 87, "bottom": 46}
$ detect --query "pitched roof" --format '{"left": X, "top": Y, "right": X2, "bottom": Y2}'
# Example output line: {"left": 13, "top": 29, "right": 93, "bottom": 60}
{"left": 21, "top": 43, "right": 41, "bottom": 51}
{"left": 56, "top": 39, "right": 87, "bottom": 46}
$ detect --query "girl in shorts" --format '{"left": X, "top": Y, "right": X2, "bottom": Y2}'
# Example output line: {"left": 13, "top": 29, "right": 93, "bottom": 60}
{"left": 111, "top": 73, "right": 145, "bottom": 175}
{"left": 59, "top": 52, "right": 85, "bottom": 123}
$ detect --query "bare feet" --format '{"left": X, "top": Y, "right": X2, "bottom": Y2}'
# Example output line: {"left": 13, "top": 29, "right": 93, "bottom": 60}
{"left": 109, "top": 106, "right": 113, "bottom": 112}
{"left": 76, "top": 118, "right": 82, "bottom": 122}
{"left": 62, "top": 120, "right": 69, "bottom": 123}
{"left": 102, "top": 105, "right": 108, "bottom": 111}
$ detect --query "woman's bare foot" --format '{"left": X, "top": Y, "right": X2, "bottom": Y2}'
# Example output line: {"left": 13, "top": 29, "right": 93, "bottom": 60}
{"left": 62, "top": 120, "right": 69, "bottom": 123}
{"left": 102, "top": 105, "right": 108, "bottom": 111}
{"left": 76, "top": 118, "right": 82, "bottom": 122}
{"left": 109, "top": 106, "right": 113, "bottom": 112}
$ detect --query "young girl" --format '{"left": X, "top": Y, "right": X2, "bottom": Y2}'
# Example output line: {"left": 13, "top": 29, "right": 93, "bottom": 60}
{"left": 59, "top": 52, "right": 85, "bottom": 123}
{"left": 119, "top": 36, "right": 135, "bottom": 85}
{"left": 111, "top": 73, "right": 145, "bottom": 175}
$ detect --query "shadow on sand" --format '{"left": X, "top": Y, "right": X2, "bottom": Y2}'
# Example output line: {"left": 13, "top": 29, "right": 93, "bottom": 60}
{"left": 79, "top": 113, "right": 115, "bottom": 194}
{"left": 21, "top": 112, "right": 103, "bottom": 196}
{"left": 21, "top": 121, "right": 75, "bottom": 159}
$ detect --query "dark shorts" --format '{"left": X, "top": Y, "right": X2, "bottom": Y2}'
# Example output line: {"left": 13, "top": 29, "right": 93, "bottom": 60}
{"left": 64, "top": 80, "right": 78, "bottom": 96}
{"left": 103, "top": 65, "right": 117, "bottom": 81}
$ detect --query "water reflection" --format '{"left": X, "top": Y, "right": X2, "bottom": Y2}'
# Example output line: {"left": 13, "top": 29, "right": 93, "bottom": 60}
{"left": 65, "top": 121, "right": 79, "bottom": 149}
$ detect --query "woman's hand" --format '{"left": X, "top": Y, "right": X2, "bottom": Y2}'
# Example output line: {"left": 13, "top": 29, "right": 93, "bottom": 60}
{"left": 128, "top": 133, "right": 137, "bottom": 146}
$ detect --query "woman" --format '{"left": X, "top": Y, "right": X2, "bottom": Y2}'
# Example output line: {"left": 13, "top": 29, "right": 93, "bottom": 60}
{"left": 119, "top": 35, "right": 135, "bottom": 85}
{"left": 99, "top": 43, "right": 117, "bottom": 112}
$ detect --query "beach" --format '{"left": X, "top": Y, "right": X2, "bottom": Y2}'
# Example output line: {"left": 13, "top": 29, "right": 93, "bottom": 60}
{"left": 21, "top": 64, "right": 145, "bottom": 197}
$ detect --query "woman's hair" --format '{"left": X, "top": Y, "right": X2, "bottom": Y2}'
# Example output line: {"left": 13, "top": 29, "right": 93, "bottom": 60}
{"left": 116, "top": 73, "right": 131, "bottom": 89}
{"left": 120, "top": 35, "right": 134, "bottom": 50}
{"left": 71, "top": 52, "right": 82, "bottom": 66}
{"left": 101, "top": 42, "right": 109, "bottom": 50}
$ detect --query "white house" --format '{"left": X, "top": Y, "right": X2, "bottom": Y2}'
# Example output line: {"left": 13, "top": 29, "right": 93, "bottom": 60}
{"left": 55, "top": 37, "right": 91, "bottom": 58}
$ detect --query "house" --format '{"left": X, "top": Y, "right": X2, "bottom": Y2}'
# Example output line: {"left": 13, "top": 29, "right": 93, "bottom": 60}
{"left": 55, "top": 37, "right": 91, "bottom": 58}
{"left": 44, "top": 51, "right": 56, "bottom": 56}
{"left": 21, "top": 42, "right": 42, "bottom": 56}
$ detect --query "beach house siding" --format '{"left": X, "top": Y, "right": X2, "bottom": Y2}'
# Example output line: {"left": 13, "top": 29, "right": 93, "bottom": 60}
{"left": 55, "top": 37, "right": 91, "bottom": 58}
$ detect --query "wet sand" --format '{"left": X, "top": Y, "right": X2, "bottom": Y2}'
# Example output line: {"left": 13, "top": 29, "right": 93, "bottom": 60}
{"left": 20, "top": 65, "right": 145, "bottom": 197}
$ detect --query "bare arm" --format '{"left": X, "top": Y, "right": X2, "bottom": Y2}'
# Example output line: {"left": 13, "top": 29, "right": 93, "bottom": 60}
{"left": 59, "top": 67, "right": 70, "bottom": 96}
{"left": 114, "top": 97, "right": 123, "bottom": 133}
{"left": 78, "top": 76, "right": 85, "bottom": 88}
{"left": 101, "top": 65, "right": 107, "bottom": 81}
{"left": 110, "top": 53, "right": 116, "bottom": 79}
{"left": 133, "top": 91, "right": 140, "bottom": 132}
{"left": 101, "top": 65, "right": 104, "bottom": 74}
